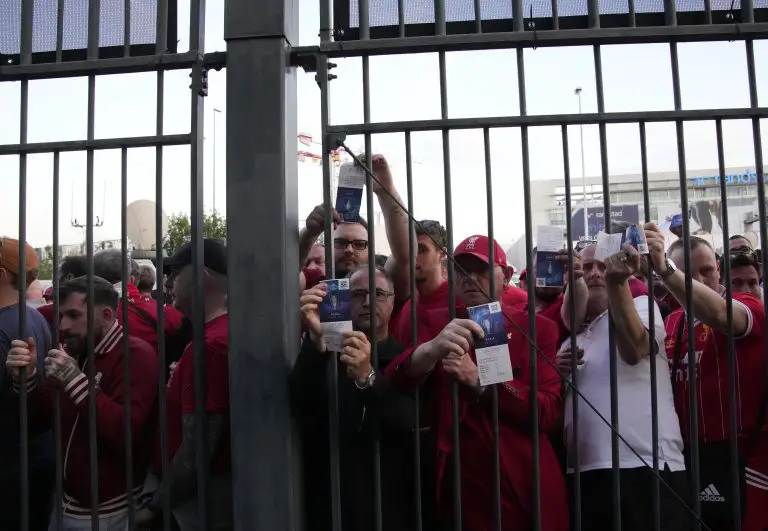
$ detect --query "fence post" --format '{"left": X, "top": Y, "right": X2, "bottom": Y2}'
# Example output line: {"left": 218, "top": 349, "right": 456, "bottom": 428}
{"left": 225, "top": 0, "right": 301, "bottom": 527}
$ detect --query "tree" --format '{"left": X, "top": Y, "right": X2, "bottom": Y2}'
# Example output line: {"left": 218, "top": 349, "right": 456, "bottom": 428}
{"left": 164, "top": 211, "right": 227, "bottom": 256}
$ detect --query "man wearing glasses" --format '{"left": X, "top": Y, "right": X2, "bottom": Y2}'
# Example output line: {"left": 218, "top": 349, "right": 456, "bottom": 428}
{"left": 291, "top": 264, "right": 420, "bottom": 531}
{"left": 298, "top": 155, "right": 411, "bottom": 298}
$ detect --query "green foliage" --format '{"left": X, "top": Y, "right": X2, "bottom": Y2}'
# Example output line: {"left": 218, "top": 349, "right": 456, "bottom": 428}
{"left": 164, "top": 211, "right": 227, "bottom": 256}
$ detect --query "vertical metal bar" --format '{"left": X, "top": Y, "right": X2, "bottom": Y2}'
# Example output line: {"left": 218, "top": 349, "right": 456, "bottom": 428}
{"left": 703, "top": 0, "right": 712, "bottom": 25}
{"left": 405, "top": 131, "right": 423, "bottom": 531}
{"left": 594, "top": 44, "right": 621, "bottom": 531}
{"left": 561, "top": 125, "right": 580, "bottom": 531}
{"left": 18, "top": 1, "right": 34, "bottom": 529}
{"left": 513, "top": 0, "right": 523, "bottom": 31}
{"left": 318, "top": 0, "right": 342, "bottom": 524}
{"left": 742, "top": 0, "right": 754, "bottom": 23}
{"left": 551, "top": 0, "right": 559, "bottom": 30}
{"left": 154, "top": 3, "right": 171, "bottom": 529}
{"left": 361, "top": 52, "right": 383, "bottom": 531}
{"left": 516, "top": 46, "right": 540, "bottom": 531}
{"left": 123, "top": 0, "right": 131, "bottom": 56}
{"left": 435, "top": 0, "right": 446, "bottom": 35}
{"left": 474, "top": 0, "right": 482, "bottom": 33}
{"left": 745, "top": 40, "right": 768, "bottom": 529}
{"left": 189, "top": 0, "right": 209, "bottom": 526}
{"left": 438, "top": 37, "right": 460, "bottom": 531}
{"left": 639, "top": 122, "right": 661, "bottom": 531}
{"left": 664, "top": 0, "right": 677, "bottom": 26}
{"left": 628, "top": 0, "right": 636, "bottom": 27}
{"left": 225, "top": 0, "right": 301, "bottom": 524}
{"left": 56, "top": 0, "right": 65, "bottom": 62}
{"left": 120, "top": 148, "right": 134, "bottom": 530}
{"left": 52, "top": 151, "right": 64, "bottom": 531}
{"left": 714, "top": 119, "right": 742, "bottom": 531}
{"left": 86, "top": 2, "right": 101, "bottom": 528}
{"left": 359, "top": 0, "right": 369, "bottom": 39}
{"left": 483, "top": 128, "right": 502, "bottom": 531}
{"left": 587, "top": 0, "right": 599, "bottom": 29}
{"left": 669, "top": 40, "right": 701, "bottom": 529}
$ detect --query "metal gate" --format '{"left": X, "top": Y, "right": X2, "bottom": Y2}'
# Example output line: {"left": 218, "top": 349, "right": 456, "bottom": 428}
{"left": 2, "top": 0, "right": 768, "bottom": 530}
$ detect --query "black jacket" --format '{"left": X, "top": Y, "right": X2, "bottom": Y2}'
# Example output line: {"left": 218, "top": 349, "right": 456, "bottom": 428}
{"left": 290, "top": 335, "right": 419, "bottom": 531}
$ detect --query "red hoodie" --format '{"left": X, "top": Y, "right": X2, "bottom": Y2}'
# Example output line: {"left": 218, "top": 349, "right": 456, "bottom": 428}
{"left": 19, "top": 321, "right": 158, "bottom": 516}
{"left": 386, "top": 302, "right": 569, "bottom": 531}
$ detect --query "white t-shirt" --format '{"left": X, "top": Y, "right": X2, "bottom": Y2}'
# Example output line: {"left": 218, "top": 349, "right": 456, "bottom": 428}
{"left": 563, "top": 296, "right": 686, "bottom": 473}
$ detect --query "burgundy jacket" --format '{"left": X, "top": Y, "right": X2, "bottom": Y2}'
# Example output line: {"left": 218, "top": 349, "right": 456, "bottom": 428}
{"left": 386, "top": 301, "right": 569, "bottom": 531}
{"left": 19, "top": 321, "right": 158, "bottom": 517}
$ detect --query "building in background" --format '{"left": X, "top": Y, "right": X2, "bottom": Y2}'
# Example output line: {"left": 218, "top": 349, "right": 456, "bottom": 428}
{"left": 530, "top": 167, "right": 767, "bottom": 253}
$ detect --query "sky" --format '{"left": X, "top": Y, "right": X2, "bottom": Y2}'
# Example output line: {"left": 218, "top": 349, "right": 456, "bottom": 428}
{"left": 0, "top": 0, "right": 767, "bottom": 251}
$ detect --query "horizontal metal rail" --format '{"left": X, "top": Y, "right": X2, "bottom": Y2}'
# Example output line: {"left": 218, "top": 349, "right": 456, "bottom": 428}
{"left": 325, "top": 107, "right": 768, "bottom": 136}
{"left": 0, "top": 134, "right": 191, "bottom": 155}
{"left": 292, "top": 22, "right": 768, "bottom": 58}
{"left": 0, "top": 51, "right": 226, "bottom": 82}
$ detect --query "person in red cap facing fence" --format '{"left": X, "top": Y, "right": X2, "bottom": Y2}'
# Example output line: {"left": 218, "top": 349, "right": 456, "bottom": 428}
{"left": 386, "top": 235, "right": 569, "bottom": 531}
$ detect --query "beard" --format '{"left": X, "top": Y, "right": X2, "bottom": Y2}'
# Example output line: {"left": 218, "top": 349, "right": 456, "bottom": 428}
{"left": 62, "top": 333, "right": 87, "bottom": 357}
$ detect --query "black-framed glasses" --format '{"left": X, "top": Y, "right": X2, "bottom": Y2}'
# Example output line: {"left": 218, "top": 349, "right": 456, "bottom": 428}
{"left": 350, "top": 288, "right": 394, "bottom": 302}
{"left": 334, "top": 238, "right": 368, "bottom": 251}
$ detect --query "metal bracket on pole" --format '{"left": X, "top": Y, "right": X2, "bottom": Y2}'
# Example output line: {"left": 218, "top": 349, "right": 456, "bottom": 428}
{"left": 189, "top": 55, "right": 209, "bottom": 97}
{"left": 326, "top": 132, "right": 347, "bottom": 151}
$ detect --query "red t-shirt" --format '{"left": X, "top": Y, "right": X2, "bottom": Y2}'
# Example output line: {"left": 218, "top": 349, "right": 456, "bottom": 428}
{"left": 664, "top": 292, "right": 766, "bottom": 444}
{"left": 161, "top": 313, "right": 230, "bottom": 474}
{"left": 502, "top": 285, "right": 528, "bottom": 306}
{"left": 392, "top": 281, "right": 451, "bottom": 348}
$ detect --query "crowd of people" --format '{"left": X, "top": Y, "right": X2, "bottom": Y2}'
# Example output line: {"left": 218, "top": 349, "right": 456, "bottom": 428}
{"left": 0, "top": 154, "right": 765, "bottom": 531}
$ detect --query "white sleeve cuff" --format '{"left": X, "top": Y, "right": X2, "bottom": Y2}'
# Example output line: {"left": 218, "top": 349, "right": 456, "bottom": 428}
{"left": 65, "top": 373, "right": 89, "bottom": 406}
{"left": 11, "top": 374, "right": 39, "bottom": 393}
{"left": 733, "top": 299, "right": 753, "bottom": 340}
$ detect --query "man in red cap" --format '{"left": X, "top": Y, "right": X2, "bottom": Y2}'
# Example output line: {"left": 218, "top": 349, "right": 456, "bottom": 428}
{"left": 387, "top": 235, "right": 569, "bottom": 531}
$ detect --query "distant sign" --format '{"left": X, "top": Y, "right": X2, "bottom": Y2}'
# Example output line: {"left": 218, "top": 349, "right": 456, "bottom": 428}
{"left": 571, "top": 205, "right": 639, "bottom": 240}
{"left": 689, "top": 170, "right": 768, "bottom": 188}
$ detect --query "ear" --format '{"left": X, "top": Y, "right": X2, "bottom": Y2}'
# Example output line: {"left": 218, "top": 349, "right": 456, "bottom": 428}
{"left": 503, "top": 266, "right": 514, "bottom": 283}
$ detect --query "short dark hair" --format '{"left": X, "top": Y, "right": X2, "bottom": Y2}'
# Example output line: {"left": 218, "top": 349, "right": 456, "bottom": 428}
{"left": 720, "top": 248, "right": 761, "bottom": 275}
{"left": 137, "top": 265, "right": 156, "bottom": 292}
{"left": 416, "top": 220, "right": 447, "bottom": 250}
{"left": 60, "top": 276, "right": 119, "bottom": 310}
{"left": 61, "top": 255, "right": 87, "bottom": 279}
{"left": 94, "top": 249, "right": 126, "bottom": 284}
{"left": 668, "top": 235, "right": 713, "bottom": 256}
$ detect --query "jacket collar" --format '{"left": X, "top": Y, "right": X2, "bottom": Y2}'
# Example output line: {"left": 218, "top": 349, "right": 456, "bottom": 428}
{"left": 95, "top": 319, "right": 124, "bottom": 356}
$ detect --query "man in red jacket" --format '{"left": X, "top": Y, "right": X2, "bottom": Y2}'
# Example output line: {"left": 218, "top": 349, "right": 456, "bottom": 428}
{"left": 6, "top": 275, "right": 158, "bottom": 530}
{"left": 387, "top": 235, "right": 569, "bottom": 531}
{"left": 93, "top": 249, "right": 183, "bottom": 354}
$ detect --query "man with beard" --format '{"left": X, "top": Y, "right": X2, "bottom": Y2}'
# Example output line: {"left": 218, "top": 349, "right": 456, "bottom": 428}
{"left": 6, "top": 276, "right": 158, "bottom": 530}
{"left": 298, "top": 155, "right": 410, "bottom": 295}
{"left": 387, "top": 235, "right": 569, "bottom": 531}
{"left": 37, "top": 254, "right": 88, "bottom": 330}
{"left": 291, "top": 264, "right": 420, "bottom": 531}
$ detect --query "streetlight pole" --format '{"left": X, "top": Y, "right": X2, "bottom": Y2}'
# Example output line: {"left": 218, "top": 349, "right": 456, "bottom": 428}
{"left": 213, "top": 108, "right": 223, "bottom": 216}
{"left": 574, "top": 87, "right": 588, "bottom": 240}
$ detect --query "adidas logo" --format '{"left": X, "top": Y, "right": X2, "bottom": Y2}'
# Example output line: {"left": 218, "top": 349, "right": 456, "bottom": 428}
{"left": 700, "top": 484, "right": 725, "bottom": 503}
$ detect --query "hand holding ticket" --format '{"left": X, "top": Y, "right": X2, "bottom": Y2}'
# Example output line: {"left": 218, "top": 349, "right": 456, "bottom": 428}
{"left": 536, "top": 225, "right": 566, "bottom": 288}
{"left": 467, "top": 302, "right": 513, "bottom": 386}
{"left": 319, "top": 279, "right": 353, "bottom": 352}
{"left": 335, "top": 162, "right": 366, "bottom": 222}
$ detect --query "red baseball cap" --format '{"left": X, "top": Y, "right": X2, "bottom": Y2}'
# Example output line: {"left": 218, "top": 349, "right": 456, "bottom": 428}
{"left": 454, "top": 235, "right": 508, "bottom": 268}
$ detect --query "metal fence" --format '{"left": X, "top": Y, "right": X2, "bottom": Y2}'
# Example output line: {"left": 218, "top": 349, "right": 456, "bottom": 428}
{"left": 2, "top": 0, "right": 767, "bottom": 530}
